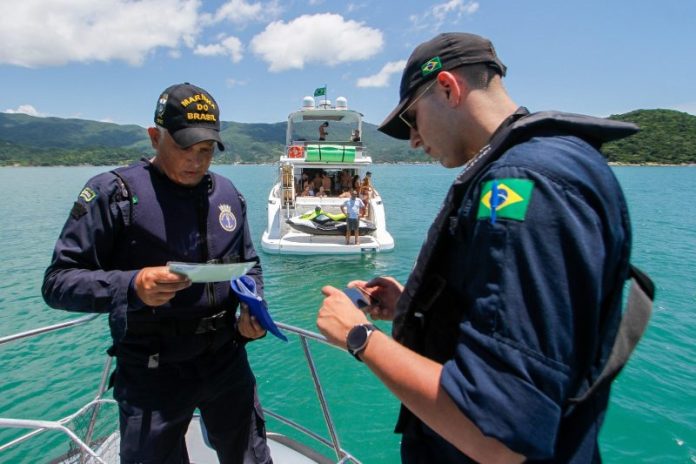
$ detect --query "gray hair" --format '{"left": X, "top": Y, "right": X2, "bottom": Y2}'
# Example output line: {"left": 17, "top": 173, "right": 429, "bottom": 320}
{"left": 155, "top": 125, "right": 167, "bottom": 141}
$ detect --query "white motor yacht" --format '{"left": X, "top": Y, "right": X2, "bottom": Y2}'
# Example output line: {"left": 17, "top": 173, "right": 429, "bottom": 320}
{"left": 261, "top": 96, "right": 394, "bottom": 254}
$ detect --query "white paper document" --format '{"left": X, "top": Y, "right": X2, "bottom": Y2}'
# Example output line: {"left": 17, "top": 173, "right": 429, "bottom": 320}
{"left": 167, "top": 261, "right": 255, "bottom": 283}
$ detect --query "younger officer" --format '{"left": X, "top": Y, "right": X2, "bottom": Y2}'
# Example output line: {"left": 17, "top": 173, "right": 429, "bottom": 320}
{"left": 43, "top": 83, "right": 272, "bottom": 463}
{"left": 317, "top": 33, "right": 648, "bottom": 463}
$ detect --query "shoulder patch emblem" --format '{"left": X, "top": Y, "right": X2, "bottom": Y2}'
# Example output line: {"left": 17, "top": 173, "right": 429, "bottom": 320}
{"left": 79, "top": 187, "right": 97, "bottom": 202}
{"left": 477, "top": 179, "right": 535, "bottom": 222}
{"left": 218, "top": 204, "right": 237, "bottom": 232}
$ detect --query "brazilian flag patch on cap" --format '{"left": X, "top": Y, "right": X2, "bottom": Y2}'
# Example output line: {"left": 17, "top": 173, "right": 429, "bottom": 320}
{"left": 477, "top": 179, "right": 534, "bottom": 222}
{"left": 421, "top": 57, "right": 442, "bottom": 76}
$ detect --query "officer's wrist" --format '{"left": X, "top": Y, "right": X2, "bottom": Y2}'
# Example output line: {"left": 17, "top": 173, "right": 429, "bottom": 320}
{"left": 127, "top": 273, "right": 146, "bottom": 310}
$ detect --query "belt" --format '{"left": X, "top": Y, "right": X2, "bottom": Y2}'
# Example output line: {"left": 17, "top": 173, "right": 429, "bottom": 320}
{"left": 126, "top": 310, "right": 231, "bottom": 337}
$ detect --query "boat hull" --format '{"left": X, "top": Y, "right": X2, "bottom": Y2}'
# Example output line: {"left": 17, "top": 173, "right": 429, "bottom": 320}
{"left": 262, "top": 229, "right": 394, "bottom": 255}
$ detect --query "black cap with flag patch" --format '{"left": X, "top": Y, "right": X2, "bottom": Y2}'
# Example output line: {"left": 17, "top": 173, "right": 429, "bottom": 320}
{"left": 378, "top": 33, "right": 507, "bottom": 140}
{"left": 154, "top": 83, "right": 225, "bottom": 150}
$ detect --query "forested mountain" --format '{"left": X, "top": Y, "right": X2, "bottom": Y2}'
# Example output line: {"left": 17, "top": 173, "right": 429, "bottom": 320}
{"left": 604, "top": 109, "right": 696, "bottom": 164}
{"left": 1, "top": 109, "right": 694, "bottom": 166}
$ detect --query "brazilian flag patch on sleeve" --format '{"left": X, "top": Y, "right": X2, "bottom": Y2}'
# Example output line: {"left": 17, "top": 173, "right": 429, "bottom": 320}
{"left": 476, "top": 178, "right": 535, "bottom": 222}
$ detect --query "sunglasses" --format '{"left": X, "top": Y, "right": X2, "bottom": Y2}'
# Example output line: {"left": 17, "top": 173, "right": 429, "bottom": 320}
{"left": 398, "top": 79, "right": 437, "bottom": 131}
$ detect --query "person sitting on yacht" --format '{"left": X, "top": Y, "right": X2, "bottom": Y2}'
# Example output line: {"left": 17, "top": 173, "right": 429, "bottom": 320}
{"left": 352, "top": 175, "right": 361, "bottom": 191}
{"left": 321, "top": 172, "right": 332, "bottom": 193}
{"left": 319, "top": 122, "right": 329, "bottom": 141}
{"left": 312, "top": 172, "right": 323, "bottom": 191}
{"left": 301, "top": 183, "right": 314, "bottom": 196}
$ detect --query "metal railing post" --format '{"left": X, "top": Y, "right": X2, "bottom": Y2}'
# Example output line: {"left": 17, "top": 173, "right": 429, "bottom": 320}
{"left": 299, "top": 335, "right": 344, "bottom": 462}
{"left": 80, "top": 356, "right": 113, "bottom": 463}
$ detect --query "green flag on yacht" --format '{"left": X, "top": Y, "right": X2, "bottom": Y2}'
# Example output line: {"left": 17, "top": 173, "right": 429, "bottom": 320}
{"left": 313, "top": 86, "right": 327, "bottom": 97}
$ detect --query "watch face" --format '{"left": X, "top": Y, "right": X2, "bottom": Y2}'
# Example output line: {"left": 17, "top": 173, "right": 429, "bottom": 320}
{"left": 347, "top": 325, "right": 369, "bottom": 352}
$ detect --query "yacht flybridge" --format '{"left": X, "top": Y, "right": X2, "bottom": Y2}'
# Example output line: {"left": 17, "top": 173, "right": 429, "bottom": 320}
{"left": 261, "top": 96, "right": 394, "bottom": 254}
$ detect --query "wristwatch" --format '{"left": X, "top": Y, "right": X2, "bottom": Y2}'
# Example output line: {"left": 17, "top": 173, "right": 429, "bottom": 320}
{"left": 346, "top": 323, "right": 379, "bottom": 361}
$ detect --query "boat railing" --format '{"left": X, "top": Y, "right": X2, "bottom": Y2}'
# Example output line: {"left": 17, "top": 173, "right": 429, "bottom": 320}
{"left": 0, "top": 315, "right": 361, "bottom": 463}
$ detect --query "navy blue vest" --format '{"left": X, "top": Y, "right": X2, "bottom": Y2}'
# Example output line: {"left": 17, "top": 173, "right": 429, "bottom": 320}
{"left": 111, "top": 160, "right": 249, "bottom": 321}
{"left": 393, "top": 110, "right": 637, "bottom": 360}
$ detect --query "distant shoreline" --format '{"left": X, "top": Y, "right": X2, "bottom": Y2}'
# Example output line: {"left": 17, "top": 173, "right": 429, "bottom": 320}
{"left": 2, "top": 162, "right": 696, "bottom": 168}
{"left": 608, "top": 162, "right": 696, "bottom": 167}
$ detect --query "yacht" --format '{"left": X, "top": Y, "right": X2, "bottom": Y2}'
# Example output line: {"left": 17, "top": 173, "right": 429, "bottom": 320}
{"left": 261, "top": 96, "right": 394, "bottom": 254}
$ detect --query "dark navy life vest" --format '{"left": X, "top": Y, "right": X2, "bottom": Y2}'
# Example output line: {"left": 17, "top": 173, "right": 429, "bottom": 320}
{"left": 110, "top": 160, "right": 252, "bottom": 322}
{"left": 394, "top": 109, "right": 637, "bottom": 353}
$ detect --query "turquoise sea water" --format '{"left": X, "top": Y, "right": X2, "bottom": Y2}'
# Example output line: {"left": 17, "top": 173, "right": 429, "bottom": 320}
{"left": 0, "top": 165, "right": 694, "bottom": 463}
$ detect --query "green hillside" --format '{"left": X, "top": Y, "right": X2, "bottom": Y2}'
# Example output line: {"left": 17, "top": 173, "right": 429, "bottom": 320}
{"left": 1, "top": 109, "right": 693, "bottom": 166}
{"left": 0, "top": 113, "right": 145, "bottom": 149}
{"left": 604, "top": 109, "right": 696, "bottom": 164}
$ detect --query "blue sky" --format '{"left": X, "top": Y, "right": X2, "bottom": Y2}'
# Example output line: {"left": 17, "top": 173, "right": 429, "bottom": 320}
{"left": 1, "top": 0, "right": 695, "bottom": 128}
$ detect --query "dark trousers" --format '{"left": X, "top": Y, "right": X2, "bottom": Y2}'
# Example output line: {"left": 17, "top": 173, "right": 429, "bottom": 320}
{"left": 114, "top": 340, "right": 271, "bottom": 464}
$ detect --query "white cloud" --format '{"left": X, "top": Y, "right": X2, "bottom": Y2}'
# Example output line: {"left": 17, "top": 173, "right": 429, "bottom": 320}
{"left": 250, "top": 14, "right": 383, "bottom": 72}
{"left": 201, "top": 0, "right": 283, "bottom": 26}
{"left": 357, "top": 60, "right": 407, "bottom": 88}
{"left": 346, "top": 3, "right": 365, "bottom": 13}
{"left": 3, "top": 105, "right": 45, "bottom": 117}
{"left": 226, "top": 78, "right": 248, "bottom": 87}
{"left": 410, "top": 0, "right": 479, "bottom": 30}
{"left": 205, "top": 0, "right": 281, "bottom": 25}
{"left": 194, "top": 36, "right": 244, "bottom": 62}
{"left": 0, "top": 0, "right": 201, "bottom": 67}
{"left": 215, "top": 0, "right": 261, "bottom": 22}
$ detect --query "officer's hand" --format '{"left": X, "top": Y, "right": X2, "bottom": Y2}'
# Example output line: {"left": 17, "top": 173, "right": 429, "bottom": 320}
{"left": 348, "top": 276, "right": 403, "bottom": 321}
{"left": 135, "top": 266, "right": 191, "bottom": 307}
{"left": 238, "top": 303, "right": 266, "bottom": 339}
{"left": 317, "top": 285, "right": 369, "bottom": 349}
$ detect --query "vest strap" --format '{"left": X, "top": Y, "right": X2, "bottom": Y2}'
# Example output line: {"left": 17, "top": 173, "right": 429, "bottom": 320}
{"left": 569, "top": 265, "right": 654, "bottom": 403}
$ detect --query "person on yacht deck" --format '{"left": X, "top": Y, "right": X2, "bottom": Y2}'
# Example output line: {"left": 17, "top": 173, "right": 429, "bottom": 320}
{"left": 319, "top": 121, "right": 329, "bottom": 141}
{"left": 341, "top": 190, "right": 364, "bottom": 245}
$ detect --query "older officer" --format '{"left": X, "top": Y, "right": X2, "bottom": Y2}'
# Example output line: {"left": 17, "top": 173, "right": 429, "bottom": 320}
{"left": 317, "top": 33, "right": 644, "bottom": 463}
{"left": 43, "top": 83, "right": 272, "bottom": 463}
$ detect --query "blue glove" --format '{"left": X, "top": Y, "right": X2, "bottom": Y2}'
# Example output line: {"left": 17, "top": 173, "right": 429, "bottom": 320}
{"left": 230, "top": 276, "right": 288, "bottom": 342}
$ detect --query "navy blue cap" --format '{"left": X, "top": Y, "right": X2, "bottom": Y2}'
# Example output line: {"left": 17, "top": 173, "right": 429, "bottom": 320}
{"left": 154, "top": 82, "right": 225, "bottom": 150}
{"left": 379, "top": 33, "right": 507, "bottom": 140}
